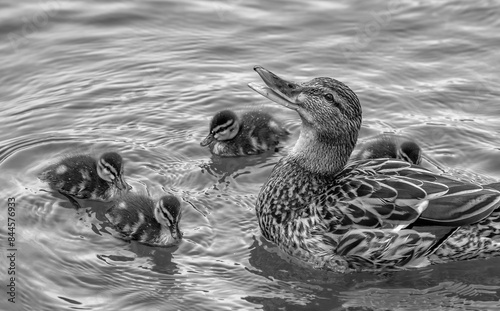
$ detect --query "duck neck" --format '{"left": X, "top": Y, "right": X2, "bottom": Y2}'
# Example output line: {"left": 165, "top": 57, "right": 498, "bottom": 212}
{"left": 289, "top": 124, "right": 357, "bottom": 176}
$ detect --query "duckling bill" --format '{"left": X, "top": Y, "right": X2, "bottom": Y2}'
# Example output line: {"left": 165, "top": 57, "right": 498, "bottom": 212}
{"left": 249, "top": 66, "right": 500, "bottom": 272}
{"left": 200, "top": 109, "right": 289, "bottom": 157}
{"left": 106, "top": 194, "right": 182, "bottom": 247}
{"left": 39, "top": 152, "right": 129, "bottom": 202}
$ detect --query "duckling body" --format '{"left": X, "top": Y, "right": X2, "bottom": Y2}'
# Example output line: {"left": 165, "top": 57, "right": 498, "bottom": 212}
{"left": 106, "top": 194, "right": 182, "bottom": 247}
{"left": 40, "top": 152, "right": 128, "bottom": 202}
{"left": 249, "top": 66, "right": 500, "bottom": 272}
{"left": 352, "top": 134, "right": 422, "bottom": 165}
{"left": 200, "top": 109, "right": 289, "bottom": 157}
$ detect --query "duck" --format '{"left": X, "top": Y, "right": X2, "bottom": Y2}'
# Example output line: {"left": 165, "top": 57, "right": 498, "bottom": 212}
{"left": 200, "top": 109, "right": 290, "bottom": 157}
{"left": 248, "top": 66, "right": 500, "bottom": 273}
{"left": 351, "top": 134, "right": 422, "bottom": 165}
{"left": 105, "top": 194, "right": 183, "bottom": 247}
{"left": 39, "top": 152, "right": 129, "bottom": 202}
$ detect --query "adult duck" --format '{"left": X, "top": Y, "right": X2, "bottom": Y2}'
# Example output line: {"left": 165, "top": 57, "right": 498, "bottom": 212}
{"left": 248, "top": 66, "right": 500, "bottom": 272}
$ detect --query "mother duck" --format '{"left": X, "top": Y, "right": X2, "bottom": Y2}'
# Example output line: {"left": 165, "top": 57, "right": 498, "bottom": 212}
{"left": 248, "top": 66, "right": 500, "bottom": 273}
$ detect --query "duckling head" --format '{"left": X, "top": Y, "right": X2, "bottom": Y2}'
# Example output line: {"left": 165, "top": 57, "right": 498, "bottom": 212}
{"left": 97, "top": 152, "right": 128, "bottom": 190}
{"left": 399, "top": 141, "right": 422, "bottom": 165}
{"left": 154, "top": 195, "right": 183, "bottom": 241}
{"left": 249, "top": 66, "right": 362, "bottom": 175}
{"left": 200, "top": 110, "right": 241, "bottom": 146}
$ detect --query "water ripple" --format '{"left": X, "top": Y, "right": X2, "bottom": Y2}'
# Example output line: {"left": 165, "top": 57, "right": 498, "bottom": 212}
{"left": 340, "top": 282, "right": 500, "bottom": 310}
{"left": 1, "top": 0, "right": 500, "bottom": 310}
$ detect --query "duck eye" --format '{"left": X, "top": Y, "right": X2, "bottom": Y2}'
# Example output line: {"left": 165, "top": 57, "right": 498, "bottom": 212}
{"left": 324, "top": 93, "right": 334, "bottom": 102}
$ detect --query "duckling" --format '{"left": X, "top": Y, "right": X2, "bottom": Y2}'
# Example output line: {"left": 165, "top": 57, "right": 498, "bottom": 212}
{"left": 351, "top": 134, "right": 422, "bottom": 165}
{"left": 248, "top": 66, "right": 500, "bottom": 272}
{"left": 105, "top": 194, "right": 182, "bottom": 247}
{"left": 40, "top": 152, "right": 128, "bottom": 202}
{"left": 200, "top": 109, "right": 289, "bottom": 157}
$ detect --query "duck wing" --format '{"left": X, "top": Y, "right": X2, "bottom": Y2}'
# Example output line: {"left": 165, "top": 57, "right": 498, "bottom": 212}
{"left": 321, "top": 159, "right": 500, "bottom": 232}
{"left": 314, "top": 159, "right": 500, "bottom": 270}
{"left": 335, "top": 228, "right": 436, "bottom": 270}
{"left": 368, "top": 159, "right": 500, "bottom": 226}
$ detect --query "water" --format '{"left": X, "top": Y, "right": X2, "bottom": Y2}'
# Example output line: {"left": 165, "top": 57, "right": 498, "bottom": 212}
{"left": 1, "top": 0, "right": 500, "bottom": 310}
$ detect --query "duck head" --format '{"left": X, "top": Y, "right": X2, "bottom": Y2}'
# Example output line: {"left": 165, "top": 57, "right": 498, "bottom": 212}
{"left": 97, "top": 152, "right": 129, "bottom": 190}
{"left": 249, "top": 66, "right": 362, "bottom": 175}
{"left": 154, "top": 195, "right": 183, "bottom": 241}
{"left": 200, "top": 110, "right": 241, "bottom": 146}
{"left": 399, "top": 141, "right": 422, "bottom": 165}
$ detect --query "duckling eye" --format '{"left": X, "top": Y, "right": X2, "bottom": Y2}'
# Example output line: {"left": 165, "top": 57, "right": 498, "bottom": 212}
{"left": 324, "top": 93, "right": 334, "bottom": 102}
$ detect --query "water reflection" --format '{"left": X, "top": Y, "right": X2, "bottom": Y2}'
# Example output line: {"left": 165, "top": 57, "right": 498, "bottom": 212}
{"left": 200, "top": 152, "right": 281, "bottom": 182}
{"left": 96, "top": 244, "right": 181, "bottom": 276}
{"left": 340, "top": 281, "right": 500, "bottom": 310}
{"left": 246, "top": 235, "right": 500, "bottom": 310}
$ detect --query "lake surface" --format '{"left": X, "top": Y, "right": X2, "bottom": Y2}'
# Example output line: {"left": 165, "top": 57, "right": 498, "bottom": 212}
{"left": 1, "top": 0, "right": 500, "bottom": 310}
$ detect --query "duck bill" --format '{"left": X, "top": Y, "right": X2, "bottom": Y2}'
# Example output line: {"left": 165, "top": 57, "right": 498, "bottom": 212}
{"left": 248, "top": 66, "right": 300, "bottom": 110}
{"left": 200, "top": 133, "right": 215, "bottom": 146}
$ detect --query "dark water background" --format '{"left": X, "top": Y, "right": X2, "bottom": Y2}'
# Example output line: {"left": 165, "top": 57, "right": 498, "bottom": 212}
{"left": 1, "top": 0, "right": 500, "bottom": 310}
